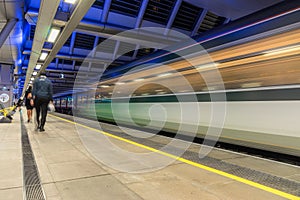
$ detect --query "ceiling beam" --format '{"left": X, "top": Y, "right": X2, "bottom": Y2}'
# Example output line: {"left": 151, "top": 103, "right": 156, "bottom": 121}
{"left": 132, "top": 44, "right": 140, "bottom": 60}
{"left": 164, "top": 0, "right": 182, "bottom": 35}
{"left": 101, "top": 0, "right": 112, "bottom": 23}
{"left": 69, "top": 32, "right": 76, "bottom": 55}
{"left": 40, "top": 0, "right": 96, "bottom": 75}
{"left": 223, "top": 18, "right": 231, "bottom": 24}
{"left": 75, "top": 25, "right": 178, "bottom": 47}
{"left": 22, "top": 0, "right": 61, "bottom": 96}
{"left": 112, "top": 40, "right": 120, "bottom": 60}
{"left": 0, "top": 60, "right": 14, "bottom": 65}
{"left": 26, "top": 10, "right": 183, "bottom": 46}
{"left": 135, "top": 0, "right": 149, "bottom": 28}
{"left": 133, "top": 0, "right": 150, "bottom": 60}
{"left": 91, "top": 36, "right": 99, "bottom": 57}
{"left": 22, "top": 50, "right": 129, "bottom": 64}
{"left": 0, "top": 18, "right": 17, "bottom": 48}
{"left": 191, "top": 9, "right": 207, "bottom": 37}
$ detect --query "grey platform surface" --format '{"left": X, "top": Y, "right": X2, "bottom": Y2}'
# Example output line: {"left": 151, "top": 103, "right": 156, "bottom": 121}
{"left": 0, "top": 111, "right": 23, "bottom": 199}
{"left": 1, "top": 110, "right": 299, "bottom": 199}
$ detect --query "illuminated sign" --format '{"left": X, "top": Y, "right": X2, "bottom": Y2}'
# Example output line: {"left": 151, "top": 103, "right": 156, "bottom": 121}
{"left": 0, "top": 93, "right": 9, "bottom": 103}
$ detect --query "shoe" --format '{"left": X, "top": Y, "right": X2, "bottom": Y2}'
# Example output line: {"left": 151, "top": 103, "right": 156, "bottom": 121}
{"left": 40, "top": 127, "right": 45, "bottom": 132}
{"left": 27, "top": 119, "right": 30, "bottom": 123}
{"left": 35, "top": 124, "right": 40, "bottom": 131}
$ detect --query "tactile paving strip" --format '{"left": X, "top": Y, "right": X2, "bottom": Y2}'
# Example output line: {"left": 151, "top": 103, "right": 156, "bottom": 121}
{"left": 20, "top": 112, "right": 45, "bottom": 200}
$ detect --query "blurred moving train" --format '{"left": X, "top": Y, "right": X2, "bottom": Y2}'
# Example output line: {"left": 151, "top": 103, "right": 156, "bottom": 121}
{"left": 54, "top": 1, "right": 300, "bottom": 157}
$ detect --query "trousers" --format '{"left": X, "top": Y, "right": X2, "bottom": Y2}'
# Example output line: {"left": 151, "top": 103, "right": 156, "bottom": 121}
{"left": 35, "top": 97, "right": 50, "bottom": 128}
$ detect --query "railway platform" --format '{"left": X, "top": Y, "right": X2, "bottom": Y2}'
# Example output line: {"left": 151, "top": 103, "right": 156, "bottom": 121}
{"left": 0, "top": 109, "right": 299, "bottom": 200}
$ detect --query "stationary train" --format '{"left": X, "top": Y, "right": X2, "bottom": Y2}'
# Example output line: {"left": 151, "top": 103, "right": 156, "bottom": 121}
{"left": 54, "top": 1, "right": 300, "bottom": 157}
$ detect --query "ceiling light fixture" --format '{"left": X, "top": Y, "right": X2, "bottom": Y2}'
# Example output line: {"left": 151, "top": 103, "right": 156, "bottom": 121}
{"left": 35, "top": 64, "right": 42, "bottom": 70}
{"left": 39, "top": 52, "right": 48, "bottom": 61}
{"left": 30, "top": 77, "right": 34, "bottom": 81}
{"left": 64, "top": 0, "right": 77, "bottom": 4}
{"left": 100, "top": 85, "right": 109, "bottom": 88}
{"left": 32, "top": 71, "right": 38, "bottom": 76}
{"left": 47, "top": 27, "right": 60, "bottom": 43}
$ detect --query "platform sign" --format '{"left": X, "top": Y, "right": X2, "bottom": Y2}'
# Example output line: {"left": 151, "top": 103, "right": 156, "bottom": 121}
{"left": 0, "top": 93, "right": 9, "bottom": 103}
{"left": 0, "top": 92, "right": 12, "bottom": 108}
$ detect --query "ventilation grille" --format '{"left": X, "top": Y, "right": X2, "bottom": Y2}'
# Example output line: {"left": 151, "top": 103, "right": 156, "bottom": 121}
{"left": 30, "top": 25, "right": 36, "bottom": 40}
{"left": 92, "top": 0, "right": 104, "bottom": 9}
{"left": 110, "top": 0, "right": 142, "bottom": 17}
{"left": 198, "top": 11, "right": 226, "bottom": 34}
{"left": 144, "top": 0, "right": 176, "bottom": 25}
{"left": 58, "top": 59, "right": 73, "bottom": 65}
{"left": 91, "top": 63, "right": 104, "bottom": 69}
{"left": 74, "top": 33, "right": 95, "bottom": 50}
{"left": 97, "top": 39, "right": 116, "bottom": 54}
{"left": 21, "top": 113, "right": 45, "bottom": 200}
{"left": 172, "top": 1, "right": 203, "bottom": 31}
{"left": 63, "top": 35, "right": 72, "bottom": 47}
{"left": 75, "top": 61, "right": 83, "bottom": 66}
{"left": 118, "top": 42, "right": 136, "bottom": 57}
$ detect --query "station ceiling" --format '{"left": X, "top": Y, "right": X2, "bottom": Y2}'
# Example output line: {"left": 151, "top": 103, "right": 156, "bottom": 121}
{"left": 0, "top": 0, "right": 283, "bottom": 97}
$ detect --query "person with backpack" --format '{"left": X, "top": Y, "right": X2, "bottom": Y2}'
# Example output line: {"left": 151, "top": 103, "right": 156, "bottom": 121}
{"left": 32, "top": 73, "right": 53, "bottom": 132}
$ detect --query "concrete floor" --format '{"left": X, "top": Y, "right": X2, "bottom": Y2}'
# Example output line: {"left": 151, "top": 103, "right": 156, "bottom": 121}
{"left": 0, "top": 111, "right": 23, "bottom": 199}
{"left": 0, "top": 109, "right": 299, "bottom": 200}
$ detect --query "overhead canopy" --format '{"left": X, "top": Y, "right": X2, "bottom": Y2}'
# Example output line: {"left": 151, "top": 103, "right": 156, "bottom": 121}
{"left": 0, "top": 0, "right": 286, "bottom": 96}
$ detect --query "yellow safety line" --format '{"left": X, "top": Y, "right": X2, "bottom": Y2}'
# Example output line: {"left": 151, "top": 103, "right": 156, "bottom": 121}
{"left": 49, "top": 114, "right": 300, "bottom": 200}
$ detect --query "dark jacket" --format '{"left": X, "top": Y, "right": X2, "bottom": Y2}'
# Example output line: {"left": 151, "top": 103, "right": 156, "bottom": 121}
{"left": 32, "top": 75, "right": 53, "bottom": 101}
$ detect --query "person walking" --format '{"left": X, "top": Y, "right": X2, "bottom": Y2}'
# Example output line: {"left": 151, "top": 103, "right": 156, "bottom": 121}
{"left": 32, "top": 72, "right": 53, "bottom": 132}
{"left": 25, "top": 86, "right": 34, "bottom": 122}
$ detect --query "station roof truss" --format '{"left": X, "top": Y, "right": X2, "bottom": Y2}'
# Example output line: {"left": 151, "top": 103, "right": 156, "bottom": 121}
{"left": 0, "top": 0, "right": 283, "bottom": 96}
